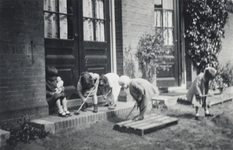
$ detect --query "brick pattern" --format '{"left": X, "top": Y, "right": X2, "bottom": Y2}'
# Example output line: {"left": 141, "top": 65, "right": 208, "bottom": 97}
{"left": 0, "top": 0, "right": 48, "bottom": 124}
{"left": 31, "top": 107, "right": 132, "bottom": 134}
{"left": 115, "top": 0, "right": 154, "bottom": 77}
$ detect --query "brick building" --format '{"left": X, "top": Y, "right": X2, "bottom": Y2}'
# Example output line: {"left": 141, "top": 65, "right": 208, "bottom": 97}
{"left": 0, "top": 0, "right": 232, "bottom": 124}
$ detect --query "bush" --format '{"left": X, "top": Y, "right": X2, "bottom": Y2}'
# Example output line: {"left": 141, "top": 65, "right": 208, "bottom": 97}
{"left": 210, "top": 62, "right": 233, "bottom": 91}
{"left": 136, "top": 31, "right": 172, "bottom": 82}
{"left": 184, "top": 0, "right": 228, "bottom": 72}
{"left": 0, "top": 114, "right": 49, "bottom": 146}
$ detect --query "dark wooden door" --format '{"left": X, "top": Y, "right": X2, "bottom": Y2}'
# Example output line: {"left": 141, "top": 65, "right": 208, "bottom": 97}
{"left": 78, "top": 0, "right": 111, "bottom": 75}
{"left": 154, "top": 0, "right": 181, "bottom": 88}
{"left": 44, "top": 0, "right": 111, "bottom": 99}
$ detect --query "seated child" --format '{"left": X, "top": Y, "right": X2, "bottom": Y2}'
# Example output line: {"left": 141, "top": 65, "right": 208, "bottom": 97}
{"left": 118, "top": 75, "right": 159, "bottom": 121}
{"left": 46, "top": 66, "right": 71, "bottom": 117}
{"left": 186, "top": 67, "right": 217, "bottom": 120}
{"left": 100, "top": 73, "right": 121, "bottom": 110}
{"left": 76, "top": 71, "right": 99, "bottom": 113}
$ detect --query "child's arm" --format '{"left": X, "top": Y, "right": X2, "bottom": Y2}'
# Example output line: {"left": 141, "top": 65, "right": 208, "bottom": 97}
{"left": 131, "top": 81, "right": 144, "bottom": 101}
{"left": 90, "top": 73, "right": 100, "bottom": 83}
{"left": 77, "top": 80, "right": 87, "bottom": 102}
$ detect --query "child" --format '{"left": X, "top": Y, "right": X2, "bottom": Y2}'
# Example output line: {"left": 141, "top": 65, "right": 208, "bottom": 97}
{"left": 100, "top": 73, "right": 121, "bottom": 110}
{"left": 46, "top": 66, "right": 71, "bottom": 117}
{"left": 186, "top": 67, "right": 217, "bottom": 120}
{"left": 76, "top": 71, "right": 99, "bottom": 113}
{"left": 118, "top": 75, "right": 159, "bottom": 121}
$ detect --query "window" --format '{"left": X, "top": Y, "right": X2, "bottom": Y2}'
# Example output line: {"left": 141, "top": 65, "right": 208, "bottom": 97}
{"left": 44, "top": 0, "right": 74, "bottom": 39}
{"left": 83, "top": 0, "right": 105, "bottom": 42}
{"left": 154, "top": 0, "right": 173, "bottom": 46}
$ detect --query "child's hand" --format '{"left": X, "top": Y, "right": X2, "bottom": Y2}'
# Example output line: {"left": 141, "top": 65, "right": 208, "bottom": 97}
{"left": 82, "top": 98, "right": 87, "bottom": 102}
{"left": 138, "top": 95, "right": 143, "bottom": 101}
{"left": 55, "top": 88, "right": 62, "bottom": 94}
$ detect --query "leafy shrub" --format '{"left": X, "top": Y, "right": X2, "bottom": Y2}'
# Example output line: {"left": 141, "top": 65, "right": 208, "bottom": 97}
{"left": 210, "top": 62, "right": 233, "bottom": 91}
{"left": 184, "top": 0, "right": 228, "bottom": 72}
{"left": 136, "top": 30, "right": 172, "bottom": 82}
{"left": 0, "top": 114, "right": 49, "bottom": 146}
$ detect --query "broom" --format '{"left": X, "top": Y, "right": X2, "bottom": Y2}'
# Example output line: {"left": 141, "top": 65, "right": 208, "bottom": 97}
{"left": 75, "top": 86, "right": 96, "bottom": 115}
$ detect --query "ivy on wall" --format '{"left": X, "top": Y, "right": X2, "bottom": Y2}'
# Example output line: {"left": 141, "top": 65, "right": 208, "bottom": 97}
{"left": 184, "top": 0, "right": 228, "bottom": 72}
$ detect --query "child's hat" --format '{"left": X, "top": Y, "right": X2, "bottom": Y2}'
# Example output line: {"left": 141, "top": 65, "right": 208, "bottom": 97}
{"left": 204, "top": 67, "right": 217, "bottom": 80}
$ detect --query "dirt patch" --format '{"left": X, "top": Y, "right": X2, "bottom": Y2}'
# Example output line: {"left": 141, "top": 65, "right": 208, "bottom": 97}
{"left": 1, "top": 101, "right": 233, "bottom": 150}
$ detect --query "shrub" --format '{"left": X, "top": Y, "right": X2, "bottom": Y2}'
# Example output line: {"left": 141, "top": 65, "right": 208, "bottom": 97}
{"left": 184, "top": 0, "right": 228, "bottom": 72}
{"left": 0, "top": 114, "right": 49, "bottom": 146}
{"left": 210, "top": 62, "right": 233, "bottom": 91}
{"left": 136, "top": 30, "right": 172, "bottom": 82}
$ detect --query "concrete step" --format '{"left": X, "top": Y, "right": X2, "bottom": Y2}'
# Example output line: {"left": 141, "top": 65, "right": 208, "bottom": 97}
{"left": 31, "top": 101, "right": 135, "bottom": 134}
{"left": 0, "top": 129, "right": 10, "bottom": 148}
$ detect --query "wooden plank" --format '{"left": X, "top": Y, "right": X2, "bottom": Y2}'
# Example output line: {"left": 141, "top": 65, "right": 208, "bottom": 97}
{"left": 116, "top": 114, "right": 159, "bottom": 127}
{"left": 122, "top": 115, "right": 163, "bottom": 128}
{"left": 130, "top": 116, "right": 172, "bottom": 129}
{"left": 127, "top": 115, "right": 167, "bottom": 129}
{"left": 114, "top": 114, "right": 179, "bottom": 136}
{"left": 138, "top": 117, "right": 178, "bottom": 130}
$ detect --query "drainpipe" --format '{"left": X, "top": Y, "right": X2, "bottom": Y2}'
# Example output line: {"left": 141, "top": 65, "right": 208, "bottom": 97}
{"left": 109, "top": 0, "right": 117, "bottom": 73}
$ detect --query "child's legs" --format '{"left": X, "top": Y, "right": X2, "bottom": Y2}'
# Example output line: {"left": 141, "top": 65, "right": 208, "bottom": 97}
{"left": 61, "top": 97, "right": 68, "bottom": 111}
{"left": 202, "top": 99, "right": 209, "bottom": 114}
{"left": 195, "top": 106, "right": 199, "bottom": 116}
{"left": 56, "top": 99, "right": 63, "bottom": 113}
{"left": 92, "top": 94, "right": 98, "bottom": 105}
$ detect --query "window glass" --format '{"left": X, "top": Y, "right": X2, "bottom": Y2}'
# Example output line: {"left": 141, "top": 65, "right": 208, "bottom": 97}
{"left": 154, "top": 0, "right": 173, "bottom": 46}
{"left": 44, "top": 0, "right": 73, "bottom": 39}
{"left": 83, "top": 0, "right": 105, "bottom": 42}
{"left": 154, "top": 10, "right": 162, "bottom": 27}
{"left": 163, "top": 11, "right": 173, "bottom": 27}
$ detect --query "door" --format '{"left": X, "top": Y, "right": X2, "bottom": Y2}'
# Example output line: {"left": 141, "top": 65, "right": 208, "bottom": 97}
{"left": 154, "top": 0, "right": 181, "bottom": 88}
{"left": 44, "top": 0, "right": 111, "bottom": 99}
{"left": 79, "top": 0, "right": 111, "bottom": 75}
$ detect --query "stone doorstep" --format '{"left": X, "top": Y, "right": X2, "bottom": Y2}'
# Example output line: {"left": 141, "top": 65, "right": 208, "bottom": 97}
{"left": 0, "top": 129, "right": 10, "bottom": 148}
{"left": 31, "top": 101, "right": 135, "bottom": 134}
{"left": 34, "top": 95, "right": 182, "bottom": 135}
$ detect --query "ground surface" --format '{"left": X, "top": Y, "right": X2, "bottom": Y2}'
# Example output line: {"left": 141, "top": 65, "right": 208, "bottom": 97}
{"left": 1, "top": 100, "right": 233, "bottom": 150}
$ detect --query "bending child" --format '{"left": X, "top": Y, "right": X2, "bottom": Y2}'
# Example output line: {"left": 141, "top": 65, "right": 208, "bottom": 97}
{"left": 186, "top": 67, "right": 217, "bottom": 120}
{"left": 46, "top": 66, "right": 71, "bottom": 117}
{"left": 76, "top": 71, "right": 99, "bottom": 113}
{"left": 100, "top": 73, "right": 121, "bottom": 110}
{"left": 118, "top": 75, "right": 159, "bottom": 121}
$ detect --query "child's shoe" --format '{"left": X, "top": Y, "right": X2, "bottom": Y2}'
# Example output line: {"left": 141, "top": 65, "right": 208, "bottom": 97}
{"left": 58, "top": 111, "right": 67, "bottom": 117}
{"left": 64, "top": 110, "right": 71, "bottom": 116}
{"left": 108, "top": 103, "right": 117, "bottom": 110}
{"left": 205, "top": 113, "right": 213, "bottom": 117}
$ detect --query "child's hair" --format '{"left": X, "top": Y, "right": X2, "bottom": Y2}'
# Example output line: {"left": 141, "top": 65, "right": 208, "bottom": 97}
{"left": 80, "top": 72, "right": 95, "bottom": 90}
{"left": 46, "top": 66, "right": 58, "bottom": 77}
{"left": 204, "top": 67, "right": 217, "bottom": 80}
{"left": 99, "top": 74, "right": 109, "bottom": 86}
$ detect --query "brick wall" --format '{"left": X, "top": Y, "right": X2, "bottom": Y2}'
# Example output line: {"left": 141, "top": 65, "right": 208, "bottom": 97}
{"left": 218, "top": 12, "right": 233, "bottom": 65}
{"left": 117, "top": 0, "right": 154, "bottom": 77}
{"left": 0, "top": 0, "right": 48, "bottom": 124}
